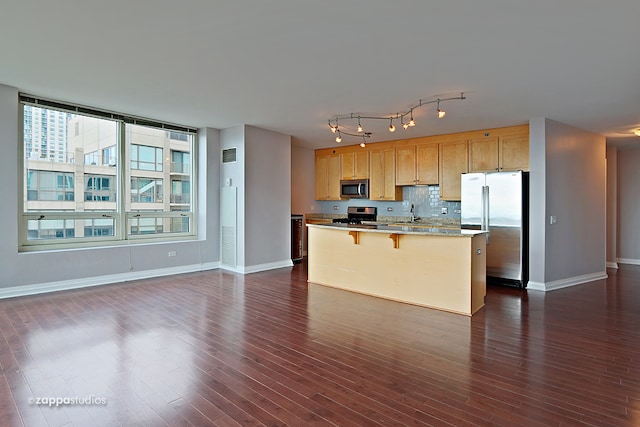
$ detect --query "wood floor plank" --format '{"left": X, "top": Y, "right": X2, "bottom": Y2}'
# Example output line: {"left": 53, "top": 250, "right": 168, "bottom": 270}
{"left": 1, "top": 263, "right": 640, "bottom": 425}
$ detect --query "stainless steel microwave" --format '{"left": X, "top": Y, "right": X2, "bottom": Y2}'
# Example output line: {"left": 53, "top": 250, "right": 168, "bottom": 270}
{"left": 340, "top": 179, "right": 369, "bottom": 199}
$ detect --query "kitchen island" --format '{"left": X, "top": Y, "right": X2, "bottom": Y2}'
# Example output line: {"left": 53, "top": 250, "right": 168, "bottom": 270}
{"left": 306, "top": 223, "right": 487, "bottom": 316}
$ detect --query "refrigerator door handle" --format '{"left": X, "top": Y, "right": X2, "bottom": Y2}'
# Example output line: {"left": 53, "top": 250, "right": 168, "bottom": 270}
{"left": 482, "top": 185, "right": 490, "bottom": 244}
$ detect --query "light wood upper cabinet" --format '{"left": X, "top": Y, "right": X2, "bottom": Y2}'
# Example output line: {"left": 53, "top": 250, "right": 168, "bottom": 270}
{"left": 468, "top": 136, "right": 500, "bottom": 172}
{"left": 315, "top": 152, "right": 341, "bottom": 200}
{"left": 341, "top": 150, "right": 369, "bottom": 180}
{"left": 370, "top": 148, "right": 402, "bottom": 201}
{"left": 396, "top": 143, "right": 439, "bottom": 185}
{"left": 499, "top": 134, "right": 529, "bottom": 171}
{"left": 468, "top": 128, "right": 529, "bottom": 172}
{"left": 439, "top": 140, "right": 468, "bottom": 201}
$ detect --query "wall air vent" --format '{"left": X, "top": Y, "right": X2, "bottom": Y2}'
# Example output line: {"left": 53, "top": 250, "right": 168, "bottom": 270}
{"left": 222, "top": 148, "right": 237, "bottom": 163}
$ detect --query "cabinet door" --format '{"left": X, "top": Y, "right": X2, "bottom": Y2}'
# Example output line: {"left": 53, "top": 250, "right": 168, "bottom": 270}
{"left": 500, "top": 135, "right": 529, "bottom": 171}
{"left": 416, "top": 143, "right": 438, "bottom": 184}
{"left": 468, "top": 136, "right": 499, "bottom": 172}
{"left": 340, "top": 152, "right": 355, "bottom": 180}
{"left": 327, "top": 154, "right": 341, "bottom": 199}
{"left": 341, "top": 150, "right": 370, "bottom": 179}
{"left": 314, "top": 155, "right": 329, "bottom": 200}
{"left": 395, "top": 146, "right": 417, "bottom": 185}
{"left": 439, "top": 140, "right": 468, "bottom": 201}
{"left": 382, "top": 148, "right": 399, "bottom": 200}
{"left": 315, "top": 154, "right": 341, "bottom": 200}
{"left": 370, "top": 148, "right": 400, "bottom": 200}
{"left": 353, "top": 150, "right": 369, "bottom": 179}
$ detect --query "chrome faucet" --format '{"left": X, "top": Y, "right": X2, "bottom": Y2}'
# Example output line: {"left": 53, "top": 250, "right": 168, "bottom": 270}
{"left": 410, "top": 204, "right": 417, "bottom": 222}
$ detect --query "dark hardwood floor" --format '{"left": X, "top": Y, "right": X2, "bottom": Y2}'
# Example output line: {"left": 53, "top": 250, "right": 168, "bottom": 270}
{"left": 1, "top": 262, "right": 639, "bottom": 426}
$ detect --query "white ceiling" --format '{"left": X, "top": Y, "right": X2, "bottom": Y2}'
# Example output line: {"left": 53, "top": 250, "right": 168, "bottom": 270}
{"left": 1, "top": 1, "right": 639, "bottom": 150}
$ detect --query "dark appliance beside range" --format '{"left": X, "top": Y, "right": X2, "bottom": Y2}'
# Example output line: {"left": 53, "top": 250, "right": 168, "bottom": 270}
{"left": 332, "top": 206, "right": 377, "bottom": 225}
{"left": 291, "top": 214, "right": 303, "bottom": 263}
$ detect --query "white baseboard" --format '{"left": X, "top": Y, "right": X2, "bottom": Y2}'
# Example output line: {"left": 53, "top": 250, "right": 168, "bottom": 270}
{"left": 527, "top": 271, "right": 608, "bottom": 292}
{"left": 617, "top": 258, "right": 640, "bottom": 266}
{"left": 606, "top": 261, "right": 619, "bottom": 269}
{"left": 526, "top": 281, "right": 546, "bottom": 292}
{"left": 222, "top": 259, "right": 294, "bottom": 274}
{"left": 0, "top": 262, "right": 220, "bottom": 300}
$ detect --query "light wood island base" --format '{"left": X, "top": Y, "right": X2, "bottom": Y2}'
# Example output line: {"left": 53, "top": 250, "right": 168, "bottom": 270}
{"left": 307, "top": 224, "right": 487, "bottom": 316}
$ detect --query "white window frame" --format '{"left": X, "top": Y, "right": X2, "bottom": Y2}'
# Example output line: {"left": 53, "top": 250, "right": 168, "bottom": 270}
{"left": 18, "top": 95, "right": 198, "bottom": 251}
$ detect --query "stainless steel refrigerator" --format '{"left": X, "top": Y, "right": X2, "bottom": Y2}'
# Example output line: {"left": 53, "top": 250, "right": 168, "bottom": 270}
{"left": 461, "top": 171, "right": 529, "bottom": 287}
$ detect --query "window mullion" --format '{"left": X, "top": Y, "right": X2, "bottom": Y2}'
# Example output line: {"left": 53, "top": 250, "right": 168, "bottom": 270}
{"left": 117, "top": 122, "right": 127, "bottom": 240}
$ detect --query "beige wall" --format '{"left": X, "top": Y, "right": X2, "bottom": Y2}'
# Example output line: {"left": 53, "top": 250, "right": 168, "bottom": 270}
{"left": 606, "top": 145, "right": 617, "bottom": 268}
{"left": 529, "top": 118, "right": 607, "bottom": 291}
{"left": 616, "top": 147, "right": 640, "bottom": 264}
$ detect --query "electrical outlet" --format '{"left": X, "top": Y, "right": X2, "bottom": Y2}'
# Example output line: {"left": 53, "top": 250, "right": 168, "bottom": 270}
{"left": 387, "top": 207, "right": 393, "bottom": 211}
{"left": 168, "top": 251, "right": 177, "bottom": 257}
{"left": 333, "top": 205, "right": 338, "bottom": 210}
{"left": 441, "top": 207, "right": 448, "bottom": 215}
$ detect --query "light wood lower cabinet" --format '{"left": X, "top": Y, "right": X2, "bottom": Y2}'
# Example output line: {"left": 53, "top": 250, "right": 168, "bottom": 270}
{"left": 369, "top": 147, "right": 402, "bottom": 201}
{"left": 439, "top": 140, "right": 468, "bottom": 201}
{"left": 307, "top": 225, "right": 487, "bottom": 316}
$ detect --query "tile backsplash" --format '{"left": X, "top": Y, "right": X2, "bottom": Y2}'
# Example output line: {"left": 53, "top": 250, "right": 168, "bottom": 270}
{"left": 402, "top": 186, "right": 461, "bottom": 218}
{"left": 317, "top": 185, "right": 461, "bottom": 219}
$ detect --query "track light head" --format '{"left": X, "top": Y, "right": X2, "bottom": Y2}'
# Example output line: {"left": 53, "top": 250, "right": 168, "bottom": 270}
{"left": 389, "top": 118, "right": 396, "bottom": 132}
{"left": 436, "top": 100, "right": 446, "bottom": 118}
{"left": 357, "top": 117, "right": 363, "bottom": 133}
{"left": 408, "top": 109, "right": 415, "bottom": 127}
{"left": 335, "top": 131, "right": 342, "bottom": 143}
{"left": 635, "top": 129, "right": 640, "bottom": 137}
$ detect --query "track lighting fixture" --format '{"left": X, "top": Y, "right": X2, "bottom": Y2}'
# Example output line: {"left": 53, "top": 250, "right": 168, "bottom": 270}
{"left": 327, "top": 93, "right": 465, "bottom": 144}
{"left": 360, "top": 135, "right": 367, "bottom": 148}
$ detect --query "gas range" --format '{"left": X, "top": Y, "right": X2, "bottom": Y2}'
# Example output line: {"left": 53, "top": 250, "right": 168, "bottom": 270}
{"left": 332, "top": 206, "right": 377, "bottom": 225}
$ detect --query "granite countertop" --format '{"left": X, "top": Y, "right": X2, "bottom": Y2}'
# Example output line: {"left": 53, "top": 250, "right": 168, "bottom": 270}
{"left": 306, "top": 222, "right": 485, "bottom": 237}
{"left": 305, "top": 213, "right": 461, "bottom": 228}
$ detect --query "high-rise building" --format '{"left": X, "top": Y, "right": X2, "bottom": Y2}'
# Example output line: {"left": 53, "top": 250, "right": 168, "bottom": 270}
{"left": 24, "top": 105, "right": 73, "bottom": 162}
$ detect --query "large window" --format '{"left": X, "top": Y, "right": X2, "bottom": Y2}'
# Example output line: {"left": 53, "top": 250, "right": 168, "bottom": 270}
{"left": 20, "top": 96, "right": 196, "bottom": 249}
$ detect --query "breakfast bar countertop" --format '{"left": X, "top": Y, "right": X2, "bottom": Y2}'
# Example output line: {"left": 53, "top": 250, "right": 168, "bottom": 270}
{"left": 306, "top": 222, "right": 486, "bottom": 237}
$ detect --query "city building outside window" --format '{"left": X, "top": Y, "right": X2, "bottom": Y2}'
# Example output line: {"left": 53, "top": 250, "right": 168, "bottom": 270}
{"left": 20, "top": 96, "right": 196, "bottom": 249}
